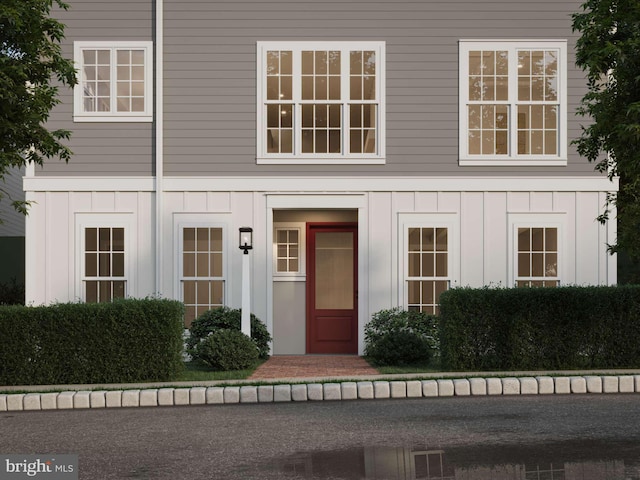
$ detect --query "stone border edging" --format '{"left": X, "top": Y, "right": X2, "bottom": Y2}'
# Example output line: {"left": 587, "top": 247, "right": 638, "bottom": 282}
{"left": 2, "top": 374, "right": 640, "bottom": 411}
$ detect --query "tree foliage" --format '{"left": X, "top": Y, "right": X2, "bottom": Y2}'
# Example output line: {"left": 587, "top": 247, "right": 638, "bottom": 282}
{"left": 572, "top": 0, "right": 640, "bottom": 264}
{"left": 0, "top": 0, "right": 77, "bottom": 216}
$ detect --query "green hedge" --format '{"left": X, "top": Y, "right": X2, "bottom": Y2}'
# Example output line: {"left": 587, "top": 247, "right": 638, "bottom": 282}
{"left": 0, "top": 298, "right": 184, "bottom": 386}
{"left": 439, "top": 285, "right": 640, "bottom": 371}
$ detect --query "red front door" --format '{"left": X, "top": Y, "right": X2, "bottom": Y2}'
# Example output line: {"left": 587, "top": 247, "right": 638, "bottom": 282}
{"left": 306, "top": 223, "right": 358, "bottom": 354}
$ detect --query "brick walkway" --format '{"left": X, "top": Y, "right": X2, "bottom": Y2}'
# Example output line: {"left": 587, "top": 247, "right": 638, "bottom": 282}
{"left": 249, "top": 355, "right": 379, "bottom": 380}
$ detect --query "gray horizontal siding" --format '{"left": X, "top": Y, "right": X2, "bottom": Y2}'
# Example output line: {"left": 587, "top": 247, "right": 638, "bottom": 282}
{"left": 41, "top": 0, "right": 601, "bottom": 179}
{"left": 39, "top": 0, "right": 154, "bottom": 177}
{"left": 163, "top": 0, "right": 596, "bottom": 177}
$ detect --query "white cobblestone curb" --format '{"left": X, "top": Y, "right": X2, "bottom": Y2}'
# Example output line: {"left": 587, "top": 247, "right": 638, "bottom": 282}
{"left": 2, "top": 374, "right": 639, "bottom": 412}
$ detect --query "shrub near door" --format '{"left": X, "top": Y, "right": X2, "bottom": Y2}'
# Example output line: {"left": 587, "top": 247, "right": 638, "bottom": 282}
{"left": 364, "top": 308, "right": 438, "bottom": 366}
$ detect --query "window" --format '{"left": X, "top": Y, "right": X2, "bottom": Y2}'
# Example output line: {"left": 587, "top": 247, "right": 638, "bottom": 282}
{"left": 180, "top": 227, "right": 225, "bottom": 326}
{"left": 74, "top": 41, "right": 153, "bottom": 122}
{"left": 257, "top": 41, "right": 385, "bottom": 164}
{"left": 516, "top": 227, "right": 559, "bottom": 287}
{"left": 275, "top": 228, "right": 300, "bottom": 273}
{"left": 83, "top": 227, "right": 126, "bottom": 302}
{"left": 406, "top": 227, "right": 451, "bottom": 314}
{"left": 459, "top": 40, "right": 567, "bottom": 166}
{"left": 273, "top": 223, "right": 306, "bottom": 279}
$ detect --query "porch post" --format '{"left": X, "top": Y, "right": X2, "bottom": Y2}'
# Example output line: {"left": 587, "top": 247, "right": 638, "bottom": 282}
{"left": 241, "top": 251, "right": 251, "bottom": 336}
{"left": 239, "top": 227, "right": 253, "bottom": 337}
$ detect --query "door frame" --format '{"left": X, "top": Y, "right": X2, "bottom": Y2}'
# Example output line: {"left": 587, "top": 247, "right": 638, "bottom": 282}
{"left": 306, "top": 222, "right": 358, "bottom": 354}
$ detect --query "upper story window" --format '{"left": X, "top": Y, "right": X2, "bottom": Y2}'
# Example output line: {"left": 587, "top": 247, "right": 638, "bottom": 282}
{"left": 257, "top": 41, "right": 385, "bottom": 164}
{"left": 459, "top": 40, "right": 567, "bottom": 166}
{"left": 73, "top": 41, "right": 153, "bottom": 122}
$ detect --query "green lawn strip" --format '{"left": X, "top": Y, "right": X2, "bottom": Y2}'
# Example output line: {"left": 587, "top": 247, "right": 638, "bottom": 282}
{"left": 3, "top": 369, "right": 639, "bottom": 396}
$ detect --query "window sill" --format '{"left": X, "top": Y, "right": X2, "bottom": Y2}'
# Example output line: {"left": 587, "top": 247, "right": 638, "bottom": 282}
{"left": 258, "top": 157, "right": 385, "bottom": 165}
{"left": 73, "top": 115, "right": 153, "bottom": 123}
{"left": 459, "top": 157, "right": 567, "bottom": 167}
{"left": 273, "top": 274, "right": 306, "bottom": 282}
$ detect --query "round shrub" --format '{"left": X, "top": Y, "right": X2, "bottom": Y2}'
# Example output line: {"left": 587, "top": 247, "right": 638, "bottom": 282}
{"left": 187, "top": 307, "right": 271, "bottom": 359}
{"left": 195, "top": 329, "right": 259, "bottom": 371}
{"left": 366, "top": 331, "right": 432, "bottom": 366}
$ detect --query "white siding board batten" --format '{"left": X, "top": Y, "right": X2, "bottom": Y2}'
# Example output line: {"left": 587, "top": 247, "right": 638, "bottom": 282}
{"left": 575, "top": 191, "right": 601, "bottom": 285}
{"left": 368, "top": 192, "right": 394, "bottom": 312}
{"left": 507, "top": 192, "right": 530, "bottom": 213}
{"left": 48, "top": 192, "right": 72, "bottom": 302}
{"left": 530, "top": 191, "right": 553, "bottom": 212}
{"left": 483, "top": 192, "right": 508, "bottom": 286}
{"left": 553, "top": 192, "right": 577, "bottom": 285}
{"left": 461, "top": 192, "right": 484, "bottom": 287}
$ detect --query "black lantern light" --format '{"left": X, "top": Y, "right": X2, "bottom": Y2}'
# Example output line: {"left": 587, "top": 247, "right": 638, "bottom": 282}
{"left": 239, "top": 227, "right": 253, "bottom": 254}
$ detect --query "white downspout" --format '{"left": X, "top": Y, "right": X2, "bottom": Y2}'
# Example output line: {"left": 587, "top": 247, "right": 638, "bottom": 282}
{"left": 155, "top": 0, "right": 164, "bottom": 295}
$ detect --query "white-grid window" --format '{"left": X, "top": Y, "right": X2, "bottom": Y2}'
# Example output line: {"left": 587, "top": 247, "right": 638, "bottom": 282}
{"left": 459, "top": 40, "right": 567, "bottom": 166}
{"left": 275, "top": 228, "right": 300, "bottom": 273}
{"left": 406, "top": 227, "right": 451, "bottom": 314}
{"left": 180, "top": 227, "right": 225, "bottom": 327}
{"left": 273, "top": 222, "right": 306, "bottom": 279}
{"left": 83, "top": 227, "right": 127, "bottom": 302}
{"left": 74, "top": 41, "right": 153, "bottom": 122}
{"left": 516, "top": 227, "right": 559, "bottom": 287}
{"left": 257, "top": 41, "right": 385, "bottom": 164}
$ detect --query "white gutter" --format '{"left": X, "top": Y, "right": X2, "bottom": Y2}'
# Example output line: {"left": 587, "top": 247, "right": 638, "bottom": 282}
{"left": 155, "top": 0, "right": 164, "bottom": 295}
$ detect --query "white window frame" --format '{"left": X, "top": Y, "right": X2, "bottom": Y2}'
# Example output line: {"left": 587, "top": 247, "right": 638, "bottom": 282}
{"left": 399, "top": 213, "right": 460, "bottom": 313}
{"left": 73, "top": 41, "right": 153, "bottom": 122}
{"left": 75, "top": 213, "right": 135, "bottom": 302}
{"left": 507, "top": 213, "right": 566, "bottom": 287}
{"left": 256, "top": 41, "right": 386, "bottom": 165}
{"left": 459, "top": 39, "right": 567, "bottom": 166}
{"left": 176, "top": 222, "right": 228, "bottom": 324}
{"left": 273, "top": 222, "right": 306, "bottom": 281}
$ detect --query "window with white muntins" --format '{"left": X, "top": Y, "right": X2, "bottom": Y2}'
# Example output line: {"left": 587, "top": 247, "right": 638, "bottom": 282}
{"left": 83, "top": 227, "right": 127, "bottom": 302}
{"left": 257, "top": 41, "right": 385, "bottom": 164}
{"left": 459, "top": 40, "right": 567, "bottom": 166}
{"left": 74, "top": 41, "right": 153, "bottom": 122}
{"left": 516, "top": 227, "right": 559, "bottom": 287}
{"left": 180, "top": 226, "right": 226, "bottom": 327}
{"left": 406, "top": 227, "right": 451, "bottom": 314}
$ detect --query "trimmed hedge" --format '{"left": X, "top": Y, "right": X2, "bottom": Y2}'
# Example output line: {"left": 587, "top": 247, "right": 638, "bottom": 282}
{"left": 364, "top": 307, "right": 438, "bottom": 366}
{"left": 0, "top": 298, "right": 185, "bottom": 386}
{"left": 439, "top": 285, "right": 640, "bottom": 371}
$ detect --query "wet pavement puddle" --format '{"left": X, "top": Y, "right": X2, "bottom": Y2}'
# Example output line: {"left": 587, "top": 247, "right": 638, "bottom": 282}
{"left": 262, "top": 440, "right": 640, "bottom": 479}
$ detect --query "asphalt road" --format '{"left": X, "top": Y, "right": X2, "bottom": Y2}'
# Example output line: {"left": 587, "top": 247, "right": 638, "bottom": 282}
{"left": 1, "top": 394, "right": 640, "bottom": 479}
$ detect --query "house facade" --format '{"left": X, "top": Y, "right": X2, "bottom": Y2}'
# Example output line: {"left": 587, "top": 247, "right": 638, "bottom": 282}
{"left": 25, "top": 0, "right": 617, "bottom": 355}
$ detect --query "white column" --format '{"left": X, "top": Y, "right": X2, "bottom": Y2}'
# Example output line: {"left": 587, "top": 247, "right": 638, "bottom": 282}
{"left": 241, "top": 252, "right": 251, "bottom": 337}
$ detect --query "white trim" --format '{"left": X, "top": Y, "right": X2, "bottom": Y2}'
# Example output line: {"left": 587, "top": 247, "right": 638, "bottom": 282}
{"left": 398, "top": 213, "right": 461, "bottom": 311}
{"left": 23, "top": 177, "right": 156, "bottom": 191}
{"left": 75, "top": 213, "right": 136, "bottom": 301}
{"left": 459, "top": 39, "right": 568, "bottom": 166}
{"left": 73, "top": 41, "right": 153, "bottom": 122}
{"left": 256, "top": 41, "right": 385, "bottom": 164}
{"left": 23, "top": 175, "right": 618, "bottom": 193}
{"left": 507, "top": 212, "right": 566, "bottom": 287}
{"left": 155, "top": 0, "right": 164, "bottom": 296}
